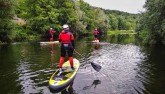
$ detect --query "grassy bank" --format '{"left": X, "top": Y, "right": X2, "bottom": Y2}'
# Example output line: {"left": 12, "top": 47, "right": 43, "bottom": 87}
{"left": 107, "top": 30, "right": 137, "bottom": 35}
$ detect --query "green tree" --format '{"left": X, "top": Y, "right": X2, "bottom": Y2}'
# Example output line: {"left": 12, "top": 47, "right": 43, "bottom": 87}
{"left": 15, "top": 0, "right": 136, "bottom": 38}
{"left": 108, "top": 14, "right": 118, "bottom": 30}
{"left": 72, "top": 0, "right": 86, "bottom": 35}
{"left": 93, "top": 8, "right": 109, "bottom": 32}
{"left": 104, "top": 9, "right": 138, "bottom": 31}
{"left": 118, "top": 16, "right": 125, "bottom": 30}
{"left": 24, "top": 0, "right": 61, "bottom": 34}
{"left": 79, "top": 0, "right": 109, "bottom": 33}
{"left": 137, "top": 0, "right": 165, "bottom": 45}
{"left": 18, "top": 0, "right": 79, "bottom": 35}
{"left": 0, "top": 0, "right": 16, "bottom": 42}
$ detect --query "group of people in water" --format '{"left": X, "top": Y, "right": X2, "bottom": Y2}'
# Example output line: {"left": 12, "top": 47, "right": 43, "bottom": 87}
{"left": 49, "top": 24, "right": 100, "bottom": 73}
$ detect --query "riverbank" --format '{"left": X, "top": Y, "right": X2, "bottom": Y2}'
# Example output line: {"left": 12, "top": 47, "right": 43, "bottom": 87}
{"left": 107, "top": 30, "right": 137, "bottom": 35}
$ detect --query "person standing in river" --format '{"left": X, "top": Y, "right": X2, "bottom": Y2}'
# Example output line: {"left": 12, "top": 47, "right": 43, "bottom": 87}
{"left": 49, "top": 28, "right": 56, "bottom": 41}
{"left": 58, "top": 24, "right": 75, "bottom": 73}
{"left": 93, "top": 28, "right": 99, "bottom": 42}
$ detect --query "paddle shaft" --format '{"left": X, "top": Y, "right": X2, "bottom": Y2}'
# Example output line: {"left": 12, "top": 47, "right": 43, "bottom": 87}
{"left": 74, "top": 49, "right": 88, "bottom": 63}
{"left": 74, "top": 50, "right": 84, "bottom": 57}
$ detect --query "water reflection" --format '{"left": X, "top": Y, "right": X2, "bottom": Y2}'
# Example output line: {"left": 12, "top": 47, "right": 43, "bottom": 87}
{"left": 93, "top": 43, "right": 99, "bottom": 50}
{"left": 50, "top": 82, "right": 74, "bottom": 94}
{"left": 60, "top": 82, "right": 74, "bottom": 94}
{"left": 140, "top": 45, "right": 165, "bottom": 94}
{"left": 15, "top": 43, "right": 51, "bottom": 94}
{"left": 107, "top": 34, "right": 137, "bottom": 44}
{"left": 50, "top": 44, "right": 54, "bottom": 54}
{"left": 0, "top": 34, "right": 165, "bottom": 94}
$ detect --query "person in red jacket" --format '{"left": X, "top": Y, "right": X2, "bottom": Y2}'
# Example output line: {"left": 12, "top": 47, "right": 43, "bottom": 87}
{"left": 49, "top": 28, "right": 56, "bottom": 41}
{"left": 93, "top": 28, "right": 99, "bottom": 41}
{"left": 58, "top": 24, "right": 75, "bottom": 72}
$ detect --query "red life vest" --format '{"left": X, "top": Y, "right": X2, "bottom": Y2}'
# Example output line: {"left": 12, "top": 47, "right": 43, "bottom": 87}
{"left": 49, "top": 29, "right": 54, "bottom": 35}
{"left": 93, "top": 30, "right": 99, "bottom": 35}
{"left": 59, "top": 31, "right": 74, "bottom": 44}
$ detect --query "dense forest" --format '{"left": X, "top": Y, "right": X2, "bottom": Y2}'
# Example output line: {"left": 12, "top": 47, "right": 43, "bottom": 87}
{"left": 0, "top": 0, "right": 165, "bottom": 45}
{"left": 0, "top": 0, "right": 16, "bottom": 42}
{"left": 136, "top": 0, "right": 165, "bottom": 45}
{"left": 0, "top": 0, "right": 138, "bottom": 42}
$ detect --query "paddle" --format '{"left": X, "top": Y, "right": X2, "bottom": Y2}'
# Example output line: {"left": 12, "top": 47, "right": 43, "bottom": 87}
{"left": 74, "top": 50, "right": 101, "bottom": 72}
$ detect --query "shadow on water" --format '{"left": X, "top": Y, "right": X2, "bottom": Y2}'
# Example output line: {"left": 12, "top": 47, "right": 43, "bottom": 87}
{"left": 82, "top": 79, "right": 101, "bottom": 90}
{"left": 0, "top": 34, "right": 165, "bottom": 94}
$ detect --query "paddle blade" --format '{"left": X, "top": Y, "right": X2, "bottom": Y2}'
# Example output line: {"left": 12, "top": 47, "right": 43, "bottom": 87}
{"left": 91, "top": 62, "right": 101, "bottom": 72}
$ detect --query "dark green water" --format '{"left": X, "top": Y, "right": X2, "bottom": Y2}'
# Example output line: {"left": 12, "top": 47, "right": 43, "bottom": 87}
{"left": 0, "top": 34, "right": 165, "bottom": 94}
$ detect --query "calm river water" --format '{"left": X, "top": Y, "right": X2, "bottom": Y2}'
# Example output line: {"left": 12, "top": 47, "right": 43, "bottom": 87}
{"left": 0, "top": 34, "right": 165, "bottom": 94}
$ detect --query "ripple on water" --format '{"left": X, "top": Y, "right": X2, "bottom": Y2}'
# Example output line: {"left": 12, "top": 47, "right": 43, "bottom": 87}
{"left": 15, "top": 59, "right": 52, "bottom": 94}
{"left": 74, "top": 43, "right": 150, "bottom": 94}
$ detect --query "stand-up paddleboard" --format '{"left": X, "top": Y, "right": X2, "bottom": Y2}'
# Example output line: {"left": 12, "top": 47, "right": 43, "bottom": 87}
{"left": 92, "top": 40, "right": 99, "bottom": 43}
{"left": 86, "top": 40, "right": 99, "bottom": 43}
{"left": 40, "top": 41, "right": 59, "bottom": 45}
{"left": 49, "top": 58, "right": 80, "bottom": 91}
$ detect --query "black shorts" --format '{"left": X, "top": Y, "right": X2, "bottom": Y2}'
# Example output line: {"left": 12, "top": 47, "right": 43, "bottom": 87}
{"left": 60, "top": 46, "right": 73, "bottom": 57}
{"left": 49, "top": 34, "right": 53, "bottom": 38}
{"left": 94, "top": 35, "right": 98, "bottom": 38}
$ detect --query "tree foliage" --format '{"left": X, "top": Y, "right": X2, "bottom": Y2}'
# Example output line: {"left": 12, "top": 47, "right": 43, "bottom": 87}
{"left": 0, "top": 0, "right": 139, "bottom": 42}
{"left": 0, "top": 0, "right": 16, "bottom": 42}
{"left": 104, "top": 9, "right": 138, "bottom": 31}
{"left": 16, "top": 0, "right": 109, "bottom": 35}
{"left": 136, "top": 0, "right": 165, "bottom": 45}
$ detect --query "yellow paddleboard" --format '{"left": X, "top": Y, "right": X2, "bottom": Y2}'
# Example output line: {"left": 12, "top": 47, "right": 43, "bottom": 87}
{"left": 49, "top": 58, "right": 80, "bottom": 91}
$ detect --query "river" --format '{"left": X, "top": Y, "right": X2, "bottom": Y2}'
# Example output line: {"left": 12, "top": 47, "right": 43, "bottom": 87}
{"left": 0, "top": 34, "right": 165, "bottom": 94}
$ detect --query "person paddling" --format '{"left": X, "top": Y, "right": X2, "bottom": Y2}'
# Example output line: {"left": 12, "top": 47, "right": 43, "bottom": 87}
{"left": 58, "top": 24, "right": 75, "bottom": 73}
{"left": 93, "top": 28, "right": 99, "bottom": 41}
{"left": 49, "top": 28, "right": 56, "bottom": 41}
